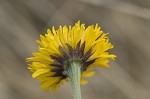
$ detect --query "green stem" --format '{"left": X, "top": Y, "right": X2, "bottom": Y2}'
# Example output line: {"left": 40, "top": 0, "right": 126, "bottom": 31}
{"left": 67, "top": 61, "right": 82, "bottom": 99}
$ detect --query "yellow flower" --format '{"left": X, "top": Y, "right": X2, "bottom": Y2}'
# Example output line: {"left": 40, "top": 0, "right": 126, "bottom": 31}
{"left": 26, "top": 21, "right": 116, "bottom": 91}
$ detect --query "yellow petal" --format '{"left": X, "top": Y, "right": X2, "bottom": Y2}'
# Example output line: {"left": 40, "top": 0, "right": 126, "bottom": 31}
{"left": 41, "top": 77, "right": 60, "bottom": 91}
{"left": 80, "top": 78, "right": 88, "bottom": 85}
{"left": 82, "top": 71, "right": 95, "bottom": 77}
{"left": 32, "top": 69, "right": 50, "bottom": 78}
{"left": 90, "top": 59, "right": 110, "bottom": 68}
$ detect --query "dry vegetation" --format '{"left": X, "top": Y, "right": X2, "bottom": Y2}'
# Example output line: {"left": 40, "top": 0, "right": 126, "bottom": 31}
{"left": 0, "top": 0, "right": 150, "bottom": 99}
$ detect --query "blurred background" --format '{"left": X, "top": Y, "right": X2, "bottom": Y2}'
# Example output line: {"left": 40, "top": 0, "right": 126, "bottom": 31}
{"left": 0, "top": 0, "right": 150, "bottom": 99}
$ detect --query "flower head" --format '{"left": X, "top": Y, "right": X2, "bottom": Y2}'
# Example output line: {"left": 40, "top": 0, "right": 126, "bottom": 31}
{"left": 26, "top": 21, "right": 116, "bottom": 91}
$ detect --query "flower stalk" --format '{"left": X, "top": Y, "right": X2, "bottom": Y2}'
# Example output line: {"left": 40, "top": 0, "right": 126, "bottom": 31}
{"left": 67, "top": 61, "right": 82, "bottom": 99}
